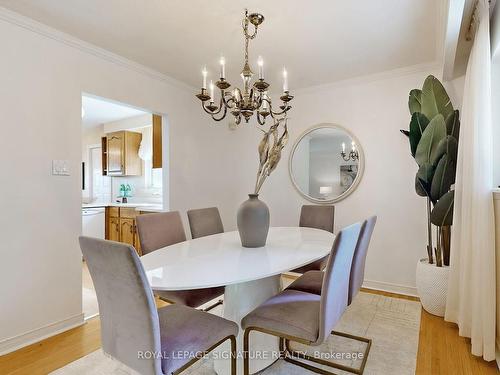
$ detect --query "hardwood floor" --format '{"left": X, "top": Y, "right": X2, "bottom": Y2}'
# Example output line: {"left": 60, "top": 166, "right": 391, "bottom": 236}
{"left": 416, "top": 309, "right": 498, "bottom": 375}
{"left": 0, "top": 285, "right": 498, "bottom": 375}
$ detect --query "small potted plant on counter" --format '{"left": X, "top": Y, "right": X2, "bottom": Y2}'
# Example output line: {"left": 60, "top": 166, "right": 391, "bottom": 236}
{"left": 401, "top": 75, "right": 459, "bottom": 316}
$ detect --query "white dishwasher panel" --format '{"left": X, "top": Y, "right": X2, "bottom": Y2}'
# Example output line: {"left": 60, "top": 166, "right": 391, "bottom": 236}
{"left": 82, "top": 208, "right": 105, "bottom": 239}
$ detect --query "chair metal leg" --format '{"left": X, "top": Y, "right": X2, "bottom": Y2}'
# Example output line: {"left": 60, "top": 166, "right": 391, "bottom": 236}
{"left": 284, "top": 330, "right": 372, "bottom": 375}
{"left": 243, "top": 326, "right": 370, "bottom": 375}
{"left": 279, "top": 337, "right": 285, "bottom": 356}
{"left": 157, "top": 296, "right": 223, "bottom": 312}
{"left": 230, "top": 335, "right": 237, "bottom": 375}
{"left": 243, "top": 329, "right": 251, "bottom": 375}
{"left": 330, "top": 330, "right": 371, "bottom": 374}
{"left": 203, "top": 299, "right": 224, "bottom": 312}
{"left": 172, "top": 334, "right": 236, "bottom": 375}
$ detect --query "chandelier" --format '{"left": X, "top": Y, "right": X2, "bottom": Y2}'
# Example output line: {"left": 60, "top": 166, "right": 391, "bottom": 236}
{"left": 341, "top": 141, "right": 359, "bottom": 162}
{"left": 195, "top": 10, "right": 293, "bottom": 125}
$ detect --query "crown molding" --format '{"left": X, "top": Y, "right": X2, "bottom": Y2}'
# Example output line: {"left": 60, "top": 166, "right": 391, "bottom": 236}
{"left": 0, "top": 6, "right": 196, "bottom": 92}
{"left": 293, "top": 61, "right": 442, "bottom": 96}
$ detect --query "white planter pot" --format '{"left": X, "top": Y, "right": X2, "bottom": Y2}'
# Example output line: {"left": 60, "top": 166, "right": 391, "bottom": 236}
{"left": 416, "top": 258, "right": 450, "bottom": 316}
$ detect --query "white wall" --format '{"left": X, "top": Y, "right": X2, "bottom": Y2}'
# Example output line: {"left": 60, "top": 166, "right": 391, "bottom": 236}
{"left": 173, "top": 65, "right": 464, "bottom": 295}
{"left": 291, "top": 134, "right": 310, "bottom": 196}
{"left": 0, "top": 10, "right": 198, "bottom": 353}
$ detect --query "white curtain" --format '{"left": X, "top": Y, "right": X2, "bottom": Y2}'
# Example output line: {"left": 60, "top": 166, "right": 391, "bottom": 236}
{"left": 445, "top": 0, "right": 496, "bottom": 361}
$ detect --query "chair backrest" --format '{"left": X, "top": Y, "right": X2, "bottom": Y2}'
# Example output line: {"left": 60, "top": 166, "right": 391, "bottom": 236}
{"left": 299, "top": 205, "right": 335, "bottom": 233}
{"left": 348, "top": 216, "right": 377, "bottom": 305}
{"left": 187, "top": 207, "right": 224, "bottom": 239}
{"left": 79, "top": 236, "right": 162, "bottom": 375}
{"left": 136, "top": 211, "right": 186, "bottom": 255}
{"left": 316, "top": 221, "right": 363, "bottom": 345}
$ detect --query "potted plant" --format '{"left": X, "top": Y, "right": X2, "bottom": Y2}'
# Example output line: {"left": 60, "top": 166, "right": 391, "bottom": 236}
{"left": 401, "top": 75, "right": 459, "bottom": 316}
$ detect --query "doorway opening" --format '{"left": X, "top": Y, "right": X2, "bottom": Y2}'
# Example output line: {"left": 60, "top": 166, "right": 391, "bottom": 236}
{"left": 81, "top": 94, "right": 166, "bottom": 320}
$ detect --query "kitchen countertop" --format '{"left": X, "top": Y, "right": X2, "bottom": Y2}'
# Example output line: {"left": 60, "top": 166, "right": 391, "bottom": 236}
{"left": 82, "top": 202, "right": 165, "bottom": 212}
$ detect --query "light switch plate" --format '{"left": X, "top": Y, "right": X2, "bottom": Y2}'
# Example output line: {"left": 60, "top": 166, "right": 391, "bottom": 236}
{"left": 52, "top": 160, "right": 70, "bottom": 176}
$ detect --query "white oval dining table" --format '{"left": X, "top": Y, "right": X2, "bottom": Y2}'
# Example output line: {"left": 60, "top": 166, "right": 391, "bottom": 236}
{"left": 140, "top": 227, "right": 334, "bottom": 375}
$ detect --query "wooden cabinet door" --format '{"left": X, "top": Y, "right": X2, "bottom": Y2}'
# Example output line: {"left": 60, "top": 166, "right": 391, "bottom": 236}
{"left": 107, "top": 132, "right": 124, "bottom": 175}
{"left": 120, "top": 218, "right": 136, "bottom": 247}
{"left": 108, "top": 217, "right": 120, "bottom": 242}
{"left": 152, "top": 114, "right": 162, "bottom": 169}
{"left": 134, "top": 222, "right": 142, "bottom": 256}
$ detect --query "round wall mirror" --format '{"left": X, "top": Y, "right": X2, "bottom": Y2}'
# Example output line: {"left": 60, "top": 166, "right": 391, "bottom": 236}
{"left": 289, "top": 124, "right": 364, "bottom": 203}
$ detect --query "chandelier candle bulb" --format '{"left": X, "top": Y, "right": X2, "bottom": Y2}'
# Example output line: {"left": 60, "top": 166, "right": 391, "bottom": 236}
{"left": 342, "top": 142, "right": 346, "bottom": 153}
{"left": 283, "top": 68, "right": 288, "bottom": 92}
{"left": 202, "top": 67, "right": 207, "bottom": 89}
{"left": 209, "top": 81, "right": 215, "bottom": 103}
{"left": 220, "top": 56, "right": 226, "bottom": 79}
{"left": 258, "top": 56, "right": 264, "bottom": 80}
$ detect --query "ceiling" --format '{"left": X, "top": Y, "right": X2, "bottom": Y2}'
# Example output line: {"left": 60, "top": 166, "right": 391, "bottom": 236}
{"left": 0, "top": 0, "right": 440, "bottom": 90}
{"left": 82, "top": 95, "right": 147, "bottom": 129}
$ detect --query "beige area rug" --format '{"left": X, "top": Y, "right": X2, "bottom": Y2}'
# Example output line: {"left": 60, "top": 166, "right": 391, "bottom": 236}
{"left": 52, "top": 292, "right": 421, "bottom": 375}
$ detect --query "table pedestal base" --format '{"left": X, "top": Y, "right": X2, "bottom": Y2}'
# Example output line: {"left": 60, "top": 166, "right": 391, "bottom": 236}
{"left": 214, "top": 275, "right": 281, "bottom": 375}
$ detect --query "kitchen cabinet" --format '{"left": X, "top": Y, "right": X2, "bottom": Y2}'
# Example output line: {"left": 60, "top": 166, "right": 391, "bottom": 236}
{"left": 105, "top": 130, "right": 142, "bottom": 176}
{"left": 108, "top": 216, "right": 120, "bottom": 242}
{"left": 152, "top": 114, "right": 162, "bottom": 169}
{"left": 105, "top": 206, "right": 142, "bottom": 255}
{"left": 120, "top": 218, "right": 136, "bottom": 246}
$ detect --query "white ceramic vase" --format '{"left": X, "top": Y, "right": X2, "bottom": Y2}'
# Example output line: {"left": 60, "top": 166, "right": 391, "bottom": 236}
{"left": 416, "top": 258, "right": 450, "bottom": 316}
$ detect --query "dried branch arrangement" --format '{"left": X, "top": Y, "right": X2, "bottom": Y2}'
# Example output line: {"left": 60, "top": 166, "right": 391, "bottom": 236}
{"left": 254, "top": 118, "right": 289, "bottom": 194}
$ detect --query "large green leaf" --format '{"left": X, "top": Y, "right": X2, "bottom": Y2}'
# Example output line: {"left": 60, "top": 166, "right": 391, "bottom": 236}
{"left": 408, "top": 89, "right": 422, "bottom": 115}
{"left": 431, "top": 190, "right": 455, "bottom": 226}
{"left": 445, "top": 110, "right": 460, "bottom": 140}
{"left": 430, "top": 135, "right": 458, "bottom": 166}
{"left": 409, "top": 113, "right": 429, "bottom": 157}
{"left": 415, "top": 163, "right": 435, "bottom": 197}
{"left": 421, "top": 75, "right": 454, "bottom": 121}
{"left": 415, "top": 114, "right": 447, "bottom": 167}
{"left": 431, "top": 154, "right": 456, "bottom": 202}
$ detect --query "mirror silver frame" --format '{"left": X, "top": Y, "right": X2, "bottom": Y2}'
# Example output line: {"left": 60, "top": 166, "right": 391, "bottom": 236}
{"left": 288, "top": 123, "right": 365, "bottom": 204}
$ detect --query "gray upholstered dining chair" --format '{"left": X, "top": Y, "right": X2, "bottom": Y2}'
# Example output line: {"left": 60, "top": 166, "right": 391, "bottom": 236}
{"left": 287, "top": 216, "right": 377, "bottom": 300}
{"left": 187, "top": 207, "right": 224, "bottom": 239}
{"left": 285, "top": 215, "right": 377, "bottom": 374}
{"left": 291, "top": 204, "right": 335, "bottom": 273}
{"left": 136, "top": 211, "right": 224, "bottom": 311}
{"left": 79, "top": 236, "right": 237, "bottom": 375}
{"left": 241, "top": 221, "right": 362, "bottom": 375}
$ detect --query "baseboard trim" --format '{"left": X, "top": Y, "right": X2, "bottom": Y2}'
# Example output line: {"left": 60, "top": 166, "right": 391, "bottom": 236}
{"left": 0, "top": 313, "right": 84, "bottom": 355}
{"left": 362, "top": 279, "right": 418, "bottom": 297}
